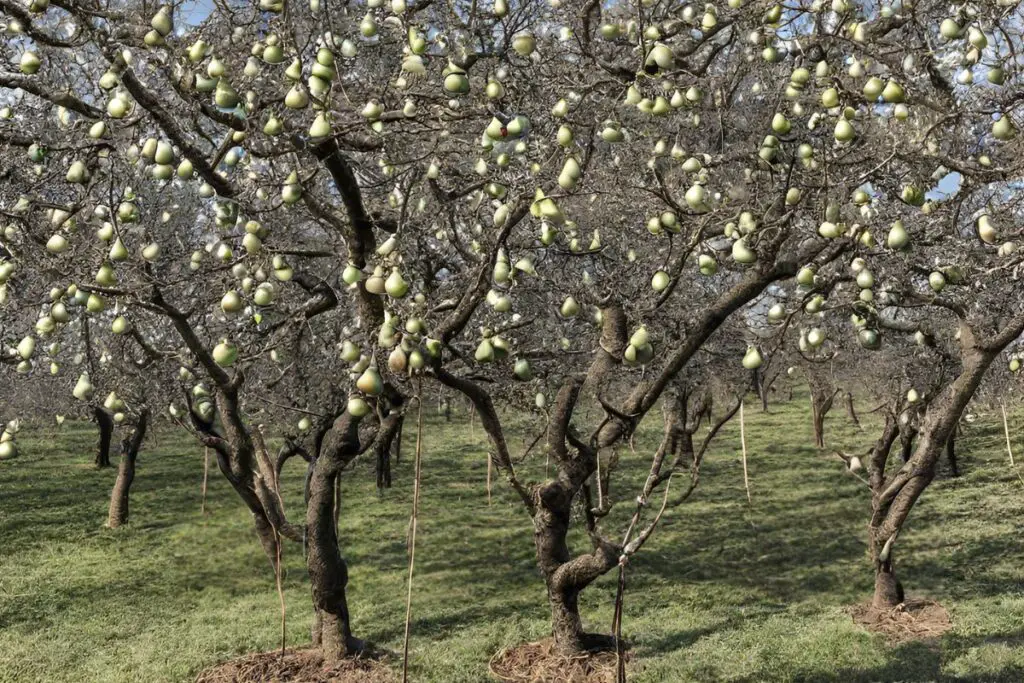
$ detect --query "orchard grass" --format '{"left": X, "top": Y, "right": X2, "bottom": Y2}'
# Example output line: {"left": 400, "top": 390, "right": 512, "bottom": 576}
{"left": 1, "top": 394, "right": 1023, "bottom": 682}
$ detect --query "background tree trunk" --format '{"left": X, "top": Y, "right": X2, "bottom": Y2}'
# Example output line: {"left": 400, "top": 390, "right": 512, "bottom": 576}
{"left": 945, "top": 433, "right": 958, "bottom": 477}
{"left": 845, "top": 392, "right": 861, "bottom": 430}
{"left": 106, "top": 410, "right": 149, "bottom": 528}
{"left": 94, "top": 407, "right": 113, "bottom": 468}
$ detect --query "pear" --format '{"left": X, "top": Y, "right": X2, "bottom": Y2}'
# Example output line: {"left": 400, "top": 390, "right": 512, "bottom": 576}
{"left": 513, "top": 359, "right": 532, "bottom": 381}
{"left": 73, "top": 373, "right": 94, "bottom": 400}
{"left": 309, "top": 112, "right": 331, "bottom": 138}
{"left": 221, "top": 290, "right": 243, "bottom": 313}
{"left": 46, "top": 234, "right": 68, "bottom": 254}
{"left": 651, "top": 270, "right": 670, "bottom": 292}
{"left": 697, "top": 254, "right": 717, "bottom": 276}
{"left": 385, "top": 268, "right": 409, "bottom": 298}
{"left": 881, "top": 80, "right": 904, "bottom": 103}
{"left": 348, "top": 397, "right": 371, "bottom": 418}
{"left": 887, "top": 220, "right": 909, "bottom": 249}
{"left": 356, "top": 366, "right": 383, "bottom": 395}
{"left": 214, "top": 79, "right": 239, "bottom": 108}
{"left": 512, "top": 33, "right": 536, "bottom": 56}
{"left": 732, "top": 238, "right": 756, "bottom": 264}
{"left": 66, "top": 160, "right": 90, "bottom": 184}
{"left": 475, "top": 339, "right": 495, "bottom": 363}
{"left": 109, "top": 238, "right": 129, "bottom": 262}
{"left": 17, "top": 336, "right": 35, "bottom": 360}
{"left": 151, "top": 6, "right": 172, "bottom": 36}
{"left": 285, "top": 85, "right": 309, "bottom": 109}
{"left": 742, "top": 346, "right": 763, "bottom": 370}
{"left": 993, "top": 116, "right": 1017, "bottom": 141}
{"left": 834, "top": 118, "right": 856, "bottom": 142}
{"left": 20, "top": 51, "right": 41, "bottom": 75}
{"left": 977, "top": 215, "right": 997, "bottom": 244}
{"left": 560, "top": 296, "right": 580, "bottom": 317}
{"left": 213, "top": 339, "right": 238, "bottom": 366}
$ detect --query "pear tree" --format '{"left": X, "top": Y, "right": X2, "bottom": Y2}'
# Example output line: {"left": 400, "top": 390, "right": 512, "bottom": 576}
{"left": 4, "top": 0, "right": 1024, "bottom": 669}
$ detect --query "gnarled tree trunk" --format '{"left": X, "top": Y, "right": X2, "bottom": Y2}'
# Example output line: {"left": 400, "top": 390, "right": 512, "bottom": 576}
{"left": 868, "top": 341, "right": 1000, "bottom": 608}
{"left": 307, "top": 408, "right": 397, "bottom": 662}
{"left": 106, "top": 409, "right": 150, "bottom": 528}
{"left": 534, "top": 481, "right": 618, "bottom": 654}
{"left": 94, "top": 406, "right": 114, "bottom": 468}
{"left": 866, "top": 412, "right": 903, "bottom": 608}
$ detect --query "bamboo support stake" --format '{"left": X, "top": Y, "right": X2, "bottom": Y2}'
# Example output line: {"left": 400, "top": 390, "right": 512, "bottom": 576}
{"left": 486, "top": 451, "right": 492, "bottom": 506}
{"left": 740, "top": 401, "right": 751, "bottom": 504}
{"left": 1002, "top": 402, "right": 1015, "bottom": 467}
{"left": 201, "top": 447, "right": 210, "bottom": 515}
{"left": 275, "top": 530, "right": 286, "bottom": 657}
{"left": 402, "top": 390, "right": 425, "bottom": 683}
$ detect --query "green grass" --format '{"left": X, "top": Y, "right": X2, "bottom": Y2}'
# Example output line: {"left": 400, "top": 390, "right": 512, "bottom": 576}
{"left": 1, "top": 395, "right": 1024, "bottom": 682}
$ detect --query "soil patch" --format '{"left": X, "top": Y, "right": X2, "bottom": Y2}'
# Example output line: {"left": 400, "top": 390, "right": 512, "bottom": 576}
{"left": 489, "top": 638, "right": 630, "bottom": 682}
{"left": 850, "top": 598, "right": 952, "bottom": 644}
{"left": 194, "top": 647, "right": 394, "bottom": 683}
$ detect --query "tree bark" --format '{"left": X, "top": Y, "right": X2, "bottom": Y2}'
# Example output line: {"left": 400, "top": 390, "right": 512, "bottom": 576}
{"left": 945, "top": 433, "right": 958, "bottom": 477}
{"left": 94, "top": 407, "right": 113, "bottom": 468}
{"left": 872, "top": 559, "right": 904, "bottom": 609}
{"left": 307, "top": 414, "right": 365, "bottom": 663}
{"left": 106, "top": 410, "right": 149, "bottom": 528}
{"left": 533, "top": 480, "right": 619, "bottom": 655}
{"left": 845, "top": 392, "right": 861, "bottom": 430}
{"left": 533, "top": 483, "right": 580, "bottom": 652}
{"left": 550, "top": 587, "right": 586, "bottom": 653}
{"left": 899, "top": 425, "right": 916, "bottom": 464}
{"left": 811, "top": 389, "right": 838, "bottom": 449}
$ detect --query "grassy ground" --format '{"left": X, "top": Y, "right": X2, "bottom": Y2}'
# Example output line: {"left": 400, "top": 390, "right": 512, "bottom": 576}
{"left": 1, "top": 394, "right": 1023, "bottom": 682}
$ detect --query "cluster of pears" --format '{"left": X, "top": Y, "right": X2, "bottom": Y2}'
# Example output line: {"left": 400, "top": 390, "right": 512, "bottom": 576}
{"left": 0, "top": 420, "right": 20, "bottom": 459}
{"left": 625, "top": 326, "right": 654, "bottom": 366}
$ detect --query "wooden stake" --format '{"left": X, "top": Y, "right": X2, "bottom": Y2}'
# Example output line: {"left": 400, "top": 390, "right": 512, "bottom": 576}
{"left": 1002, "top": 402, "right": 1015, "bottom": 467}
{"left": 402, "top": 389, "right": 425, "bottom": 683}
{"left": 275, "top": 530, "right": 286, "bottom": 658}
{"left": 740, "top": 402, "right": 751, "bottom": 504}
{"left": 486, "top": 451, "right": 492, "bottom": 506}
{"left": 201, "top": 447, "right": 210, "bottom": 516}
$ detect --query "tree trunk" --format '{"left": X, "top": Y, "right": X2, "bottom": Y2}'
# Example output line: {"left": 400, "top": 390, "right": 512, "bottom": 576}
{"left": 307, "top": 415, "right": 364, "bottom": 663}
{"left": 550, "top": 587, "right": 586, "bottom": 653}
{"left": 812, "top": 401, "right": 825, "bottom": 448}
{"left": 945, "top": 433, "right": 958, "bottom": 477}
{"left": 810, "top": 388, "right": 838, "bottom": 448}
{"left": 106, "top": 410, "right": 149, "bottom": 528}
{"left": 533, "top": 481, "right": 618, "bottom": 655}
{"left": 868, "top": 345, "right": 999, "bottom": 611}
{"left": 534, "top": 483, "right": 582, "bottom": 654}
{"left": 94, "top": 407, "right": 113, "bottom": 468}
{"left": 899, "top": 428, "right": 915, "bottom": 464}
{"left": 845, "top": 392, "right": 861, "bottom": 430}
{"left": 393, "top": 416, "right": 403, "bottom": 465}
{"left": 872, "top": 560, "right": 904, "bottom": 609}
